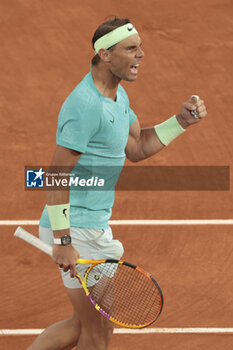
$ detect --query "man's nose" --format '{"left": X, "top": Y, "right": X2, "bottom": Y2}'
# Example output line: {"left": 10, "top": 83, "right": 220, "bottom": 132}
{"left": 136, "top": 47, "right": 144, "bottom": 58}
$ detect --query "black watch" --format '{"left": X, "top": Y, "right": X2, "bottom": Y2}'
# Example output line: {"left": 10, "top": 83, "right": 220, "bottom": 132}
{"left": 54, "top": 235, "right": 72, "bottom": 246}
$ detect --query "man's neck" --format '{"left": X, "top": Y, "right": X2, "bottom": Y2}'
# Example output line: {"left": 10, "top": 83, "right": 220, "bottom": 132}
{"left": 91, "top": 65, "right": 121, "bottom": 101}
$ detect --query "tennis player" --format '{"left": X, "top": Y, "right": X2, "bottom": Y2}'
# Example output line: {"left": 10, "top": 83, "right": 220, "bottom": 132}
{"left": 27, "top": 16, "right": 207, "bottom": 350}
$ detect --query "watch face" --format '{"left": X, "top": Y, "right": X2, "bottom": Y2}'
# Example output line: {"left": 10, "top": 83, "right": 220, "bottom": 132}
{"left": 61, "top": 235, "right": 72, "bottom": 246}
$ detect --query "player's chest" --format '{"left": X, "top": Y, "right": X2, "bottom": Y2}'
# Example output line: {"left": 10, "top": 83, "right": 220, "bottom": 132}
{"left": 98, "top": 101, "right": 130, "bottom": 147}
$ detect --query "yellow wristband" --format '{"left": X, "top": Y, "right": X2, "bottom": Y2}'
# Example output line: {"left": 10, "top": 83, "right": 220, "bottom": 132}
{"left": 154, "top": 115, "right": 185, "bottom": 146}
{"left": 47, "top": 203, "right": 70, "bottom": 231}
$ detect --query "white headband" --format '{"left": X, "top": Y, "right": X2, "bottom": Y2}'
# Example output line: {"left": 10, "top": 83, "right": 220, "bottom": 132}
{"left": 94, "top": 23, "right": 138, "bottom": 54}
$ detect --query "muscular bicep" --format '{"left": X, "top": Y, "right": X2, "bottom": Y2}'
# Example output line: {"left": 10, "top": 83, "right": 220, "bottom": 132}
{"left": 125, "top": 118, "right": 164, "bottom": 162}
{"left": 125, "top": 119, "right": 141, "bottom": 161}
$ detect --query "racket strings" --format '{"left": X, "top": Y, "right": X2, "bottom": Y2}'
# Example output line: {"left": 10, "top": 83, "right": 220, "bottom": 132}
{"left": 116, "top": 267, "right": 160, "bottom": 324}
{"left": 86, "top": 263, "right": 162, "bottom": 326}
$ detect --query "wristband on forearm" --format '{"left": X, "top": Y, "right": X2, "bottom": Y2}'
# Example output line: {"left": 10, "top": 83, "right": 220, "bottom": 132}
{"left": 47, "top": 203, "right": 70, "bottom": 231}
{"left": 154, "top": 115, "right": 185, "bottom": 146}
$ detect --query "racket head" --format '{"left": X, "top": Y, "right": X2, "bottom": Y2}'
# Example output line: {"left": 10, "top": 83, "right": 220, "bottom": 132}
{"left": 81, "top": 259, "right": 163, "bottom": 329}
{"left": 13, "top": 229, "right": 163, "bottom": 329}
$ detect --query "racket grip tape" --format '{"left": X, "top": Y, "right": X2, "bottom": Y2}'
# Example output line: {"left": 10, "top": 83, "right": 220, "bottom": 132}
{"left": 14, "top": 226, "right": 53, "bottom": 256}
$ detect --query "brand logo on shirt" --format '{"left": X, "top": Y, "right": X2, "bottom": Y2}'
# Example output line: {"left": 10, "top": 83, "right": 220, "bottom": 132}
{"left": 109, "top": 117, "right": 114, "bottom": 123}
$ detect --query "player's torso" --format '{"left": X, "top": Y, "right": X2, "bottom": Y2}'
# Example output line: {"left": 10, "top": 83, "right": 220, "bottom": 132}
{"left": 84, "top": 93, "right": 131, "bottom": 163}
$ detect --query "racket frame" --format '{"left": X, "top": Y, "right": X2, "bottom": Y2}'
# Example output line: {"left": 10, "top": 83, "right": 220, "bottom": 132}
{"left": 14, "top": 226, "right": 163, "bottom": 328}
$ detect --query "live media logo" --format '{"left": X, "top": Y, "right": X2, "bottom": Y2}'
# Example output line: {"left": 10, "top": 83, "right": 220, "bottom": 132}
{"left": 25, "top": 165, "right": 230, "bottom": 191}
{"left": 26, "top": 168, "right": 45, "bottom": 188}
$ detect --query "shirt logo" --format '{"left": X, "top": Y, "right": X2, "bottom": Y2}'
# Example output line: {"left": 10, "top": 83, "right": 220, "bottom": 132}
{"left": 63, "top": 208, "right": 67, "bottom": 219}
{"left": 109, "top": 117, "right": 114, "bottom": 124}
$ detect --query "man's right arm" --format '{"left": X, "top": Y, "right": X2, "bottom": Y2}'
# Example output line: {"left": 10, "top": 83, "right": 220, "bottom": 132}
{"left": 47, "top": 145, "right": 81, "bottom": 277}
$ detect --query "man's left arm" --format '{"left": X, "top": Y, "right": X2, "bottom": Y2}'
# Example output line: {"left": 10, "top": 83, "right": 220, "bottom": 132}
{"left": 125, "top": 96, "right": 207, "bottom": 162}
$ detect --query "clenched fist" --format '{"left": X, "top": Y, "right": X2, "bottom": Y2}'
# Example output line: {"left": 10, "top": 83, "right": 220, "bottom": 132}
{"left": 176, "top": 95, "right": 207, "bottom": 128}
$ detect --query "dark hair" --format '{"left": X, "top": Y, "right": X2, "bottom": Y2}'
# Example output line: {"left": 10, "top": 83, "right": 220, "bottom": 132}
{"left": 91, "top": 16, "right": 130, "bottom": 66}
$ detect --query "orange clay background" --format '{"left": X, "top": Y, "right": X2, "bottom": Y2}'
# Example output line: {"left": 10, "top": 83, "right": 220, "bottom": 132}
{"left": 1, "top": 0, "right": 233, "bottom": 349}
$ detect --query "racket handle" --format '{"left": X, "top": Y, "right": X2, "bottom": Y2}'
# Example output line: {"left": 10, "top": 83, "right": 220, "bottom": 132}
{"left": 14, "top": 226, "right": 53, "bottom": 256}
{"left": 191, "top": 95, "right": 200, "bottom": 118}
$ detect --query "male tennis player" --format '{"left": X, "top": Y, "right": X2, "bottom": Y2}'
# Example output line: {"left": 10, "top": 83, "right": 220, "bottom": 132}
{"left": 28, "top": 17, "right": 207, "bottom": 350}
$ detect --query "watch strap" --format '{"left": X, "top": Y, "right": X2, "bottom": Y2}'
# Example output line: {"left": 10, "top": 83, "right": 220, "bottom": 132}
{"left": 53, "top": 235, "right": 72, "bottom": 246}
{"left": 54, "top": 238, "right": 62, "bottom": 245}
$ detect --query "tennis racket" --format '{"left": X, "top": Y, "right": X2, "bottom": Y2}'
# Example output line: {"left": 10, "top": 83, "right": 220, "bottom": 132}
{"left": 14, "top": 226, "right": 163, "bottom": 329}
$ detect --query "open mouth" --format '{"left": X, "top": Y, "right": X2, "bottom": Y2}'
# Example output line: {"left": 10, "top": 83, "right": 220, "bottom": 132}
{"left": 130, "top": 64, "right": 139, "bottom": 74}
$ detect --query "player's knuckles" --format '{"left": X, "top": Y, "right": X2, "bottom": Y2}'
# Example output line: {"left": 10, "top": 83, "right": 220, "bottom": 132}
{"left": 197, "top": 106, "right": 207, "bottom": 115}
{"left": 185, "top": 102, "right": 196, "bottom": 110}
{"left": 197, "top": 108, "right": 205, "bottom": 116}
{"left": 199, "top": 101, "right": 207, "bottom": 110}
{"left": 58, "top": 258, "right": 70, "bottom": 268}
{"left": 200, "top": 112, "right": 207, "bottom": 118}
{"left": 67, "top": 259, "right": 76, "bottom": 268}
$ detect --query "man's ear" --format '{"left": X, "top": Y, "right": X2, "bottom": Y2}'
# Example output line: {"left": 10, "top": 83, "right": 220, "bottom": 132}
{"left": 98, "top": 49, "right": 111, "bottom": 63}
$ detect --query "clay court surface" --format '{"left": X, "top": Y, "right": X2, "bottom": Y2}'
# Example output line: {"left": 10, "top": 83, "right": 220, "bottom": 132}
{"left": 1, "top": 0, "right": 233, "bottom": 349}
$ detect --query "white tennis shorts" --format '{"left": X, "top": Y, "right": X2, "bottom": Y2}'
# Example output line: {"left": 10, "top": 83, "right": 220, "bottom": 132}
{"left": 39, "top": 226, "right": 124, "bottom": 289}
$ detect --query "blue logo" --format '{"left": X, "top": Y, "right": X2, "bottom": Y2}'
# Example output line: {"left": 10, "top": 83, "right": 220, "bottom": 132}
{"left": 26, "top": 168, "right": 45, "bottom": 188}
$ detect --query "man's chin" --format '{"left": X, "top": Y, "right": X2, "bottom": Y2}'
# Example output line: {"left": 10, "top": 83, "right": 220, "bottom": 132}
{"left": 124, "top": 74, "right": 138, "bottom": 82}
